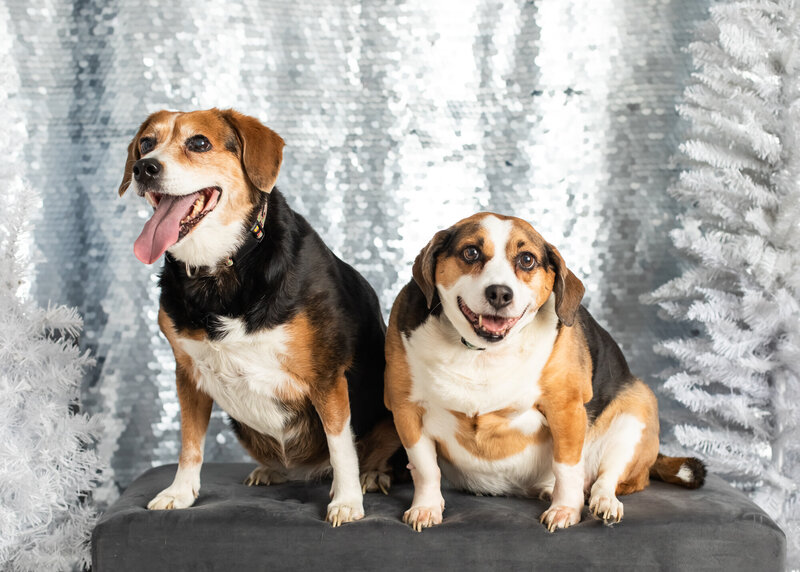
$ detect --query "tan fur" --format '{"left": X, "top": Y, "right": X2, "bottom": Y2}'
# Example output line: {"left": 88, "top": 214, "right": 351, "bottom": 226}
{"left": 503, "top": 225, "right": 557, "bottom": 307}
{"left": 535, "top": 324, "right": 593, "bottom": 465}
{"left": 221, "top": 109, "right": 284, "bottom": 193}
{"left": 587, "top": 380, "right": 660, "bottom": 495}
{"left": 390, "top": 214, "right": 703, "bottom": 532}
{"left": 451, "top": 408, "right": 550, "bottom": 461}
{"left": 117, "top": 109, "right": 284, "bottom": 234}
{"left": 278, "top": 312, "right": 318, "bottom": 402}
{"left": 384, "top": 295, "right": 425, "bottom": 449}
{"left": 311, "top": 374, "right": 351, "bottom": 436}
{"left": 358, "top": 418, "right": 402, "bottom": 474}
{"left": 158, "top": 308, "right": 213, "bottom": 467}
{"left": 435, "top": 224, "right": 493, "bottom": 290}
{"left": 118, "top": 110, "right": 173, "bottom": 196}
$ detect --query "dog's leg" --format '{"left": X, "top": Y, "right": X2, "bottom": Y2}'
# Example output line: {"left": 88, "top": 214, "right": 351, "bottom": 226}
{"left": 384, "top": 320, "right": 444, "bottom": 531}
{"left": 402, "top": 431, "right": 445, "bottom": 532}
{"left": 389, "top": 401, "right": 444, "bottom": 531}
{"left": 539, "top": 400, "right": 586, "bottom": 532}
{"left": 312, "top": 375, "right": 364, "bottom": 527}
{"left": 585, "top": 414, "right": 646, "bottom": 523}
{"left": 586, "top": 381, "right": 660, "bottom": 523}
{"left": 358, "top": 418, "right": 400, "bottom": 494}
{"left": 147, "top": 360, "right": 212, "bottom": 510}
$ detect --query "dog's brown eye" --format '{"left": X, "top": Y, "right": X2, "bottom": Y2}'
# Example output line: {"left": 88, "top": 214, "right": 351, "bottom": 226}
{"left": 517, "top": 252, "right": 536, "bottom": 270}
{"left": 186, "top": 135, "right": 212, "bottom": 153}
{"left": 139, "top": 137, "right": 155, "bottom": 155}
{"left": 463, "top": 246, "right": 480, "bottom": 263}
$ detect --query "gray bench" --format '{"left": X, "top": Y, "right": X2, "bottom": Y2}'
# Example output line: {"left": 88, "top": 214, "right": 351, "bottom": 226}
{"left": 92, "top": 463, "right": 785, "bottom": 571}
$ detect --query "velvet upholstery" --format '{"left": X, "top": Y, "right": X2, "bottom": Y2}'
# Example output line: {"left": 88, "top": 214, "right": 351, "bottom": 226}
{"left": 92, "top": 463, "right": 785, "bottom": 571}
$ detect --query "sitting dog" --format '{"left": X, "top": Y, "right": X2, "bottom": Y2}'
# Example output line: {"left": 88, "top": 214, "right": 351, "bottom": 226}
{"left": 384, "top": 212, "right": 705, "bottom": 531}
{"left": 119, "top": 108, "right": 399, "bottom": 526}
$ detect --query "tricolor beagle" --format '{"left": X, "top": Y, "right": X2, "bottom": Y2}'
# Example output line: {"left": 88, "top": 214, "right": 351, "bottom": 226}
{"left": 385, "top": 213, "right": 704, "bottom": 531}
{"left": 119, "top": 108, "right": 399, "bottom": 526}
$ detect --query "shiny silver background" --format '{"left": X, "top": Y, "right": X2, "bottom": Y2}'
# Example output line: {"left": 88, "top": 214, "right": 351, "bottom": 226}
{"left": 7, "top": 0, "right": 711, "bottom": 494}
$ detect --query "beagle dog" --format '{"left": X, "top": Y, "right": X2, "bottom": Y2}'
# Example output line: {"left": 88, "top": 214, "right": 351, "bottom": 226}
{"left": 384, "top": 213, "right": 705, "bottom": 531}
{"left": 119, "top": 108, "right": 399, "bottom": 526}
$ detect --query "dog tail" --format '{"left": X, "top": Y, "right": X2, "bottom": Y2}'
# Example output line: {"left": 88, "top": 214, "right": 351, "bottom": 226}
{"left": 649, "top": 453, "right": 706, "bottom": 489}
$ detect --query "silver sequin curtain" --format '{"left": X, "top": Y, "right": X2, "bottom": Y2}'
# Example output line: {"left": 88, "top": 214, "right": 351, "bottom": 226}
{"left": 6, "top": 0, "right": 712, "bottom": 494}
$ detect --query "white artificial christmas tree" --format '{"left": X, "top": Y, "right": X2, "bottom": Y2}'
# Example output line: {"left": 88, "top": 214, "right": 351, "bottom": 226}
{"left": 648, "top": 0, "right": 800, "bottom": 564}
{"left": 0, "top": 8, "right": 105, "bottom": 570}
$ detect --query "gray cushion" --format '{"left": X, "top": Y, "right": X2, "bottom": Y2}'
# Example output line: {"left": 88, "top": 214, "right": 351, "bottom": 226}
{"left": 92, "top": 463, "right": 785, "bottom": 571}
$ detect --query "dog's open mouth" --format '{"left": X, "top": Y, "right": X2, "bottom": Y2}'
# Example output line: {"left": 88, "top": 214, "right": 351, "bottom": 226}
{"left": 458, "top": 297, "right": 525, "bottom": 342}
{"left": 134, "top": 187, "right": 221, "bottom": 265}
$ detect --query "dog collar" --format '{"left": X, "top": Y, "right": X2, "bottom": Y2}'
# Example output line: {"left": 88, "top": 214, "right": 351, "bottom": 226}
{"left": 224, "top": 200, "right": 268, "bottom": 267}
{"left": 461, "top": 337, "right": 486, "bottom": 351}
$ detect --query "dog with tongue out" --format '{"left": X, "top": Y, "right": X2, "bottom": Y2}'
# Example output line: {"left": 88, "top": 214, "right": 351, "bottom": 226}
{"left": 117, "top": 109, "right": 401, "bottom": 527}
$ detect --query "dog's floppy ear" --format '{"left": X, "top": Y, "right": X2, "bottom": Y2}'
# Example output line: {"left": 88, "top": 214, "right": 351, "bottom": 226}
{"left": 118, "top": 118, "right": 152, "bottom": 197}
{"left": 222, "top": 109, "right": 285, "bottom": 193}
{"left": 545, "top": 242, "right": 584, "bottom": 327}
{"left": 412, "top": 229, "right": 452, "bottom": 309}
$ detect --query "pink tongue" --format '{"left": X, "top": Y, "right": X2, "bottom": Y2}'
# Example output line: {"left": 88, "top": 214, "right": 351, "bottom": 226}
{"left": 134, "top": 193, "right": 199, "bottom": 264}
{"left": 481, "top": 315, "right": 513, "bottom": 333}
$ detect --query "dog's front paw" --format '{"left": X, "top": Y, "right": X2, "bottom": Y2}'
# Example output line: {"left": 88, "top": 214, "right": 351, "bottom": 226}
{"left": 360, "top": 470, "right": 391, "bottom": 495}
{"left": 403, "top": 504, "right": 444, "bottom": 532}
{"left": 326, "top": 499, "right": 365, "bottom": 527}
{"left": 589, "top": 493, "right": 623, "bottom": 523}
{"left": 539, "top": 505, "right": 581, "bottom": 532}
{"left": 147, "top": 486, "right": 198, "bottom": 510}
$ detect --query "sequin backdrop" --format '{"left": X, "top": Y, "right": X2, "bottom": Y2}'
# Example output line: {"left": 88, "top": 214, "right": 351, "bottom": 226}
{"left": 6, "top": 0, "right": 712, "bottom": 494}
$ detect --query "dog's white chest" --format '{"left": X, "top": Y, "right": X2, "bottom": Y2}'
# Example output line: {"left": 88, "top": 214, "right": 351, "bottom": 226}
{"left": 178, "top": 317, "right": 305, "bottom": 440}
{"left": 403, "top": 306, "right": 560, "bottom": 495}
{"left": 403, "top": 307, "right": 558, "bottom": 415}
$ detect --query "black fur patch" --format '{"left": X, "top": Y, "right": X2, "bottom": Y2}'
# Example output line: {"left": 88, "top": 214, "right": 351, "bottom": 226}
{"left": 395, "top": 279, "right": 445, "bottom": 337}
{"left": 159, "top": 188, "right": 389, "bottom": 440}
{"left": 440, "top": 222, "right": 481, "bottom": 258}
{"left": 576, "top": 306, "right": 638, "bottom": 422}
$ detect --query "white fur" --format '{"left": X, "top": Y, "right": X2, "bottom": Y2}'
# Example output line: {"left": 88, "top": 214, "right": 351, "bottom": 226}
{"left": 148, "top": 436, "right": 205, "bottom": 510}
{"left": 584, "top": 413, "right": 646, "bottom": 487}
{"left": 404, "top": 436, "right": 446, "bottom": 529}
{"left": 401, "top": 215, "right": 653, "bottom": 530}
{"left": 541, "top": 460, "right": 585, "bottom": 530}
{"left": 407, "top": 437, "right": 444, "bottom": 508}
{"left": 404, "top": 295, "right": 560, "bottom": 495}
{"left": 325, "top": 420, "right": 364, "bottom": 523}
{"left": 550, "top": 460, "right": 585, "bottom": 509}
{"left": 584, "top": 414, "right": 644, "bottom": 522}
{"left": 131, "top": 122, "right": 251, "bottom": 268}
{"left": 676, "top": 463, "right": 693, "bottom": 483}
{"left": 168, "top": 215, "right": 245, "bottom": 269}
{"left": 437, "top": 216, "right": 539, "bottom": 349}
{"left": 179, "top": 317, "right": 306, "bottom": 444}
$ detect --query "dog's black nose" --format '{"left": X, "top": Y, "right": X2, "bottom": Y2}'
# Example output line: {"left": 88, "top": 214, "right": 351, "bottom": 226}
{"left": 485, "top": 284, "right": 513, "bottom": 309}
{"left": 132, "top": 158, "right": 162, "bottom": 183}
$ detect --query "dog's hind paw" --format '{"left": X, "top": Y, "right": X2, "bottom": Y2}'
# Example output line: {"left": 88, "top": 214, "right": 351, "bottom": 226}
{"left": 589, "top": 492, "right": 624, "bottom": 523}
{"left": 244, "top": 465, "right": 286, "bottom": 486}
{"left": 360, "top": 470, "right": 391, "bottom": 494}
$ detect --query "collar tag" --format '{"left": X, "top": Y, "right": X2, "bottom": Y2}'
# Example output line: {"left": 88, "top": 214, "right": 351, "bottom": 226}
{"left": 461, "top": 337, "right": 486, "bottom": 351}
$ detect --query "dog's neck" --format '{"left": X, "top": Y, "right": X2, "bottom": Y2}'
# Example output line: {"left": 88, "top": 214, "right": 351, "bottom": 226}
{"left": 171, "top": 193, "right": 270, "bottom": 277}
{"left": 160, "top": 189, "right": 304, "bottom": 338}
